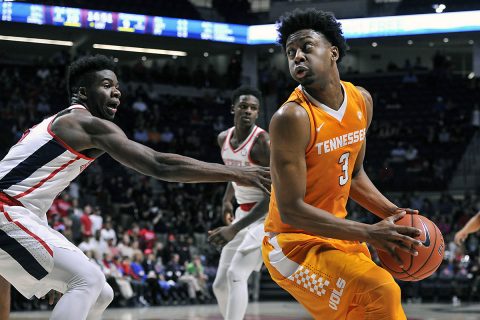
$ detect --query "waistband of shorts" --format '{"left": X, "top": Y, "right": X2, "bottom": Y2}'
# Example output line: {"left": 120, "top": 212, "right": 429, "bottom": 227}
{"left": 239, "top": 202, "right": 257, "bottom": 211}
{"left": 0, "top": 191, "right": 23, "bottom": 207}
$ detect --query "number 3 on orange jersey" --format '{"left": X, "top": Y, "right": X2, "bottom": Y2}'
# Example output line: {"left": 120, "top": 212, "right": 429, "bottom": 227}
{"left": 338, "top": 152, "right": 350, "bottom": 186}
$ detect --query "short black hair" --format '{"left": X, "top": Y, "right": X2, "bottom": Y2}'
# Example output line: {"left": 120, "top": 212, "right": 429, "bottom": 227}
{"left": 277, "top": 8, "right": 348, "bottom": 63}
{"left": 231, "top": 86, "right": 262, "bottom": 106}
{"left": 67, "top": 55, "right": 116, "bottom": 98}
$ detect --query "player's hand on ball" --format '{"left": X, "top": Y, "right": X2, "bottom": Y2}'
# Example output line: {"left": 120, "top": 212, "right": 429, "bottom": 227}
{"left": 393, "top": 207, "right": 419, "bottom": 215}
{"left": 368, "top": 211, "right": 422, "bottom": 267}
{"left": 454, "top": 230, "right": 467, "bottom": 246}
{"left": 234, "top": 166, "right": 271, "bottom": 194}
{"left": 208, "top": 226, "right": 238, "bottom": 247}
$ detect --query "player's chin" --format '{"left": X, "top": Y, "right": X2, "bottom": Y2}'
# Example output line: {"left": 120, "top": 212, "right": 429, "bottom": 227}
{"left": 297, "top": 76, "right": 315, "bottom": 86}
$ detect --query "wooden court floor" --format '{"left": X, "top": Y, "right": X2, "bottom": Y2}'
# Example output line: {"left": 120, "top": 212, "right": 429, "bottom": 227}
{"left": 8, "top": 301, "right": 480, "bottom": 320}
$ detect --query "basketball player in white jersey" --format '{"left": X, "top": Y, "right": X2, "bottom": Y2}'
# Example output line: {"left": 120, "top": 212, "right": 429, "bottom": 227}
{"left": 0, "top": 55, "right": 270, "bottom": 320}
{"left": 209, "top": 86, "right": 270, "bottom": 320}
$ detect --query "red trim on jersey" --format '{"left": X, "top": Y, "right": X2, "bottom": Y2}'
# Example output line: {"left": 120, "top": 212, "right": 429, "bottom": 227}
{"left": 0, "top": 191, "right": 23, "bottom": 207}
{"left": 47, "top": 107, "right": 95, "bottom": 161}
{"left": 239, "top": 202, "right": 257, "bottom": 211}
{"left": 13, "top": 157, "right": 81, "bottom": 199}
{"left": 0, "top": 204, "right": 53, "bottom": 257}
{"left": 247, "top": 129, "right": 266, "bottom": 165}
{"left": 229, "top": 126, "right": 258, "bottom": 154}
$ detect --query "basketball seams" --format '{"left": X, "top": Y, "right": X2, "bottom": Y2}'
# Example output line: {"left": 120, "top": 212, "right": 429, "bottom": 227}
{"left": 378, "top": 214, "right": 444, "bottom": 281}
{"left": 402, "top": 214, "right": 415, "bottom": 272}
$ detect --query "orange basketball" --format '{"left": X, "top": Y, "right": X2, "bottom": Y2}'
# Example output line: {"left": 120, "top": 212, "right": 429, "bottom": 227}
{"left": 377, "top": 214, "right": 445, "bottom": 281}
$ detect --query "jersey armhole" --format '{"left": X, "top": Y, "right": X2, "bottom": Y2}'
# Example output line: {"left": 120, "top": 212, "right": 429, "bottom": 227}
{"left": 247, "top": 129, "right": 266, "bottom": 166}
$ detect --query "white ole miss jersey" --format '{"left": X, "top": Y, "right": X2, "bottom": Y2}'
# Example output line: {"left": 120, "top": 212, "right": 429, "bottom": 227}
{"left": 221, "top": 125, "right": 266, "bottom": 204}
{"left": 0, "top": 105, "right": 94, "bottom": 221}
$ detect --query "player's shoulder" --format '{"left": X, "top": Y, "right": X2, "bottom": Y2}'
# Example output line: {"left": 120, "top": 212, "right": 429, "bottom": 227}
{"left": 354, "top": 86, "right": 373, "bottom": 107}
{"left": 253, "top": 127, "right": 270, "bottom": 145}
{"left": 272, "top": 101, "right": 309, "bottom": 125}
{"left": 56, "top": 108, "right": 119, "bottom": 135}
{"left": 217, "top": 128, "right": 231, "bottom": 147}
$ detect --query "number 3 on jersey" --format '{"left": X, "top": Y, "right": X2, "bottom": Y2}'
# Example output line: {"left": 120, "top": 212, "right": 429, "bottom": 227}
{"left": 338, "top": 152, "right": 350, "bottom": 186}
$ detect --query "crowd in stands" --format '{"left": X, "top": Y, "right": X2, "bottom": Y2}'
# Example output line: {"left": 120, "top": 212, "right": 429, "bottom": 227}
{"left": 1, "top": 50, "right": 480, "bottom": 311}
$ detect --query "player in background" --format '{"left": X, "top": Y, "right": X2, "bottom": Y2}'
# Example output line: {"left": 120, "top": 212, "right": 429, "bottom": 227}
{"left": 0, "top": 55, "right": 269, "bottom": 320}
{"left": 209, "top": 86, "right": 270, "bottom": 320}
{"left": 0, "top": 276, "right": 9, "bottom": 319}
{"left": 454, "top": 211, "right": 480, "bottom": 245}
{"left": 262, "top": 9, "right": 422, "bottom": 320}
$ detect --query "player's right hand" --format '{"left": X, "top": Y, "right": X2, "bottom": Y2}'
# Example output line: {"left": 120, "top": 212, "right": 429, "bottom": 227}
{"left": 222, "top": 202, "right": 234, "bottom": 225}
{"left": 454, "top": 230, "right": 467, "bottom": 246}
{"left": 368, "top": 211, "right": 422, "bottom": 267}
{"left": 234, "top": 166, "right": 271, "bottom": 194}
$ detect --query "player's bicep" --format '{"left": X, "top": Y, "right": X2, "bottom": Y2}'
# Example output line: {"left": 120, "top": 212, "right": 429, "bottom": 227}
{"left": 269, "top": 104, "right": 309, "bottom": 217}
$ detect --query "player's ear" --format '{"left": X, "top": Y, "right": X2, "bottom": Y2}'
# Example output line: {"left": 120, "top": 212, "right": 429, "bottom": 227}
{"left": 78, "top": 87, "right": 88, "bottom": 101}
{"left": 331, "top": 46, "right": 339, "bottom": 62}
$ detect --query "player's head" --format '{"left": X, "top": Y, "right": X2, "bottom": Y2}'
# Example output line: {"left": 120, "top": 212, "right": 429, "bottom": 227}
{"left": 231, "top": 86, "right": 262, "bottom": 129}
{"left": 67, "top": 55, "right": 121, "bottom": 121}
{"left": 277, "top": 8, "right": 347, "bottom": 86}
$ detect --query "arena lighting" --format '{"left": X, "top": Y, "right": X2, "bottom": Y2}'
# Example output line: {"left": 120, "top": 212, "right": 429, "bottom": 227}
{"left": 92, "top": 44, "right": 187, "bottom": 56}
{"left": 248, "top": 10, "right": 480, "bottom": 44}
{"left": 433, "top": 4, "right": 447, "bottom": 13}
{"left": 0, "top": 35, "right": 73, "bottom": 46}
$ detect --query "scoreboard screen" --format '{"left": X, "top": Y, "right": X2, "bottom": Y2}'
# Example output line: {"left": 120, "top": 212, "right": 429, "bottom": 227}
{"left": 86, "top": 10, "right": 114, "bottom": 31}
{"left": 50, "top": 6, "right": 81, "bottom": 27}
{"left": 0, "top": 2, "right": 249, "bottom": 44}
{"left": 2, "top": 2, "right": 479, "bottom": 44}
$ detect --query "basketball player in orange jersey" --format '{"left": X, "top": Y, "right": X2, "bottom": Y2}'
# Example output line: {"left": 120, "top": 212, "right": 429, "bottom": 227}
{"left": 209, "top": 86, "right": 270, "bottom": 320}
{"left": 262, "top": 9, "right": 423, "bottom": 320}
{"left": 454, "top": 211, "right": 480, "bottom": 245}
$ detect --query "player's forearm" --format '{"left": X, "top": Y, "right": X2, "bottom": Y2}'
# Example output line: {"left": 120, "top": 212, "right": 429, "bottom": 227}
{"left": 152, "top": 153, "right": 241, "bottom": 183}
{"left": 349, "top": 168, "right": 397, "bottom": 219}
{"left": 280, "top": 201, "right": 371, "bottom": 242}
{"left": 460, "top": 213, "right": 480, "bottom": 234}
{"left": 232, "top": 196, "right": 270, "bottom": 231}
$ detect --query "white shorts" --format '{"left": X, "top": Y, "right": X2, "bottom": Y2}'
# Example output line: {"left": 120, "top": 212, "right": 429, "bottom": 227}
{"left": 0, "top": 203, "right": 86, "bottom": 299}
{"left": 218, "top": 206, "right": 265, "bottom": 272}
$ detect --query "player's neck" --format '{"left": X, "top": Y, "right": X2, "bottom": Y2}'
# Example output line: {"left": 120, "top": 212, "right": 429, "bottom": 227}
{"left": 233, "top": 125, "right": 255, "bottom": 144}
{"left": 303, "top": 80, "right": 343, "bottom": 111}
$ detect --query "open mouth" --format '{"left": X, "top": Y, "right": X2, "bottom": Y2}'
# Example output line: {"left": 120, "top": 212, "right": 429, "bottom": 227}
{"left": 106, "top": 102, "right": 119, "bottom": 114}
{"left": 294, "top": 65, "right": 309, "bottom": 78}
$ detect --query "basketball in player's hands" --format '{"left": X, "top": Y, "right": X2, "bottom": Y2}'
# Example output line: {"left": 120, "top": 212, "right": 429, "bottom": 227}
{"left": 377, "top": 214, "right": 445, "bottom": 281}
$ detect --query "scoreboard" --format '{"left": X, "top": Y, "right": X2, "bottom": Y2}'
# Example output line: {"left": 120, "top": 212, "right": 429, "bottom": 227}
{"left": 0, "top": 2, "right": 248, "bottom": 44}
{"left": 3, "top": 2, "right": 479, "bottom": 45}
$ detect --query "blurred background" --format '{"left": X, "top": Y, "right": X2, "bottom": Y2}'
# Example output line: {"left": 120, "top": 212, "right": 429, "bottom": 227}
{"left": 1, "top": 0, "right": 480, "bottom": 314}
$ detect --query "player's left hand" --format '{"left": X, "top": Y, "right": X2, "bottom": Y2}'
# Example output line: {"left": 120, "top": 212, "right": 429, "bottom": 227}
{"left": 208, "top": 226, "right": 238, "bottom": 247}
{"left": 393, "top": 207, "right": 419, "bottom": 215}
{"left": 41, "top": 290, "right": 63, "bottom": 305}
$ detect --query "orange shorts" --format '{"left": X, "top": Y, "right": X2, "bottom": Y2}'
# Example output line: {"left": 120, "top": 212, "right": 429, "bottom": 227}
{"left": 262, "top": 233, "right": 406, "bottom": 320}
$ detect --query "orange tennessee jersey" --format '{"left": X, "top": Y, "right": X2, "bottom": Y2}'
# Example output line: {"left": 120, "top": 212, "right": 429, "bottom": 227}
{"left": 265, "top": 81, "right": 368, "bottom": 235}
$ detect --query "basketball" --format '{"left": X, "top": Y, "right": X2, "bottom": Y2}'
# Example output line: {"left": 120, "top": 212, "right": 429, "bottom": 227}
{"left": 377, "top": 214, "right": 445, "bottom": 281}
